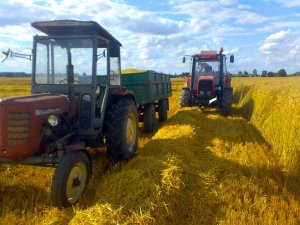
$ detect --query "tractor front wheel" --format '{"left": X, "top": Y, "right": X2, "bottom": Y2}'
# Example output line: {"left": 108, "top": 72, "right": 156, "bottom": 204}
{"left": 105, "top": 98, "right": 139, "bottom": 161}
{"left": 144, "top": 103, "right": 157, "bottom": 133}
{"left": 180, "top": 88, "right": 191, "bottom": 107}
{"left": 51, "top": 151, "right": 91, "bottom": 208}
{"left": 221, "top": 88, "right": 233, "bottom": 116}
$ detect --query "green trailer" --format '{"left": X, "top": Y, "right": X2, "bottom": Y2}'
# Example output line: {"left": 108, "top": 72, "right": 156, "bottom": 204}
{"left": 121, "top": 70, "right": 172, "bottom": 106}
{"left": 96, "top": 70, "right": 172, "bottom": 133}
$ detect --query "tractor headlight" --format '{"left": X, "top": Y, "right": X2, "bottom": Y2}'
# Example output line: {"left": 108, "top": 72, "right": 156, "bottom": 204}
{"left": 48, "top": 115, "right": 59, "bottom": 127}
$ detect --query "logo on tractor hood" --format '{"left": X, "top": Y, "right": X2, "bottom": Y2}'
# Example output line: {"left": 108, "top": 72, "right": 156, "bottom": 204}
{"left": 35, "top": 107, "right": 60, "bottom": 116}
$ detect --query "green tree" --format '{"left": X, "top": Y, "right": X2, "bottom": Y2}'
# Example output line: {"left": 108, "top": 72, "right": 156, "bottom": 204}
{"left": 261, "top": 70, "right": 267, "bottom": 77}
{"left": 244, "top": 71, "right": 249, "bottom": 76}
{"left": 238, "top": 71, "right": 243, "bottom": 76}
{"left": 277, "top": 68, "right": 287, "bottom": 77}
{"left": 252, "top": 69, "right": 258, "bottom": 76}
{"left": 267, "top": 71, "right": 274, "bottom": 77}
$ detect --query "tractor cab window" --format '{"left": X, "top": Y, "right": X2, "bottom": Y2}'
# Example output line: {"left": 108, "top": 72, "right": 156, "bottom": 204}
{"left": 109, "top": 56, "right": 121, "bottom": 85}
{"left": 35, "top": 38, "right": 93, "bottom": 85}
{"left": 193, "top": 58, "right": 220, "bottom": 89}
{"left": 96, "top": 48, "right": 107, "bottom": 76}
{"left": 96, "top": 47, "right": 108, "bottom": 87}
{"left": 195, "top": 60, "right": 219, "bottom": 76}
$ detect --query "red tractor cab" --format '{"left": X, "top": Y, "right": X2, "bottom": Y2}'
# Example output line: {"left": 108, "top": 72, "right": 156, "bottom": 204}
{"left": 180, "top": 48, "right": 234, "bottom": 115}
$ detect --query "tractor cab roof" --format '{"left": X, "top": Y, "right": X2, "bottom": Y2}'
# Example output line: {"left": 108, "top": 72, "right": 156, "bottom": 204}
{"left": 31, "top": 20, "right": 122, "bottom": 47}
{"left": 194, "top": 50, "right": 219, "bottom": 61}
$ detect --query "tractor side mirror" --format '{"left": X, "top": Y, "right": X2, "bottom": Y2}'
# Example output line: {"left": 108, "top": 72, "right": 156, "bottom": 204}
{"left": 182, "top": 56, "right": 186, "bottom": 63}
{"left": 1, "top": 48, "right": 11, "bottom": 62}
{"left": 230, "top": 55, "right": 234, "bottom": 63}
{"left": 1, "top": 48, "right": 32, "bottom": 62}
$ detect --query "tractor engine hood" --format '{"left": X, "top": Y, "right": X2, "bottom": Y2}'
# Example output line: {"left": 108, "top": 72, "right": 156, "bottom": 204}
{"left": 0, "top": 93, "right": 70, "bottom": 115}
{"left": 199, "top": 75, "right": 214, "bottom": 81}
{"left": 0, "top": 93, "right": 71, "bottom": 159}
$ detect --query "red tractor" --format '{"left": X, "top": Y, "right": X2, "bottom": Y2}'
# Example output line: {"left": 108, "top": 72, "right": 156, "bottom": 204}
{"left": 0, "top": 20, "right": 172, "bottom": 208}
{"left": 180, "top": 48, "right": 234, "bottom": 115}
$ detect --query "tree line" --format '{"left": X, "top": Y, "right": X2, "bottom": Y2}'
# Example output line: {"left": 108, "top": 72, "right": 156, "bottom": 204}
{"left": 234, "top": 68, "right": 289, "bottom": 77}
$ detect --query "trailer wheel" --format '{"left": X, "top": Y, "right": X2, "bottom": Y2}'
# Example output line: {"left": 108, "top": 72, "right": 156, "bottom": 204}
{"left": 143, "top": 103, "right": 157, "bottom": 133}
{"left": 105, "top": 98, "right": 139, "bottom": 161}
{"left": 221, "top": 88, "right": 233, "bottom": 116}
{"left": 180, "top": 88, "right": 191, "bottom": 107}
{"left": 51, "top": 151, "right": 90, "bottom": 208}
{"left": 158, "top": 98, "right": 168, "bottom": 122}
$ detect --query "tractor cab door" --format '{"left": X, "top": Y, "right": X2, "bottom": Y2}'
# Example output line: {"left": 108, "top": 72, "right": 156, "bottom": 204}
{"left": 94, "top": 38, "right": 122, "bottom": 136}
{"left": 32, "top": 36, "right": 101, "bottom": 136}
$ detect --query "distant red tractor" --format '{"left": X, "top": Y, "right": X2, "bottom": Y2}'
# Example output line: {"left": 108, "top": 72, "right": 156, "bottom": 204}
{"left": 180, "top": 48, "right": 234, "bottom": 115}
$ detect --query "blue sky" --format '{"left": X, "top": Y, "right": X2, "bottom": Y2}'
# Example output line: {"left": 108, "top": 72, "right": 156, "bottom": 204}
{"left": 0, "top": 0, "right": 300, "bottom": 74}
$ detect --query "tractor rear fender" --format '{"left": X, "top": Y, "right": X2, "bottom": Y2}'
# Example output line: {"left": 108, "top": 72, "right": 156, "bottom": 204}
{"left": 108, "top": 86, "right": 137, "bottom": 105}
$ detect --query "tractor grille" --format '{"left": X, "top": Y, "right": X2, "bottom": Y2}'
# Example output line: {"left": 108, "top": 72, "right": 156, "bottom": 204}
{"left": 8, "top": 112, "right": 31, "bottom": 145}
{"left": 199, "top": 80, "right": 213, "bottom": 92}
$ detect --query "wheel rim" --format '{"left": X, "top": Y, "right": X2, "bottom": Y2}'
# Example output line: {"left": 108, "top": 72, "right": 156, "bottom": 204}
{"left": 126, "top": 112, "right": 137, "bottom": 152}
{"left": 66, "top": 161, "right": 88, "bottom": 204}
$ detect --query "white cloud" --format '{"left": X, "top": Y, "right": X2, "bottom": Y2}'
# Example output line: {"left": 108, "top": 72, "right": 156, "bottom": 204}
{"left": 0, "top": 0, "right": 192, "bottom": 73}
{"left": 272, "top": 0, "right": 300, "bottom": 7}
{"left": 1, "top": 0, "right": 185, "bottom": 35}
{"left": 259, "top": 30, "right": 291, "bottom": 54}
{"left": 0, "top": 23, "right": 39, "bottom": 42}
{"left": 237, "top": 4, "right": 253, "bottom": 9}
{"left": 289, "top": 37, "right": 300, "bottom": 57}
{"left": 257, "top": 29, "right": 300, "bottom": 73}
{"left": 170, "top": 1, "right": 267, "bottom": 25}
{"left": 257, "top": 21, "right": 300, "bottom": 32}
{"left": 224, "top": 47, "right": 240, "bottom": 54}
{"left": 266, "top": 29, "right": 291, "bottom": 41}
{"left": 137, "top": 34, "right": 190, "bottom": 61}
{"left": 0, "top": 0, "right": 298, "bottom": 74}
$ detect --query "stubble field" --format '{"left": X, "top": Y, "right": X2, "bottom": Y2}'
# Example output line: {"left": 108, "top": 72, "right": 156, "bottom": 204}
{"left": 0, "top": 76, "right": 300, "bottom": 224}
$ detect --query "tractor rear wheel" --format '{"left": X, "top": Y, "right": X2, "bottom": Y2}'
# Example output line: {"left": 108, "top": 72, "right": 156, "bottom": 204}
{"left": 158, "top": 98, "right": 168, "bottom": 122}
{"left": 105, "top": 98, "right": 139, "bottom": 161}
{"left": 144, "top": 103, "right": 157, "bottom": 133}
{"left": 51, "top": 151, "right": 90, "bottom": 208}
{"left": 221, "top": 88, "right": 233, "bottom": 116}
{"left": 180, "top": 88, "right": 191, "bottom": 107}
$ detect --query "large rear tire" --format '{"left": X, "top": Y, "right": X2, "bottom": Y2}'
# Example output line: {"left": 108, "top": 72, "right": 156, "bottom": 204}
{"left": 180, "top": 88, "right": 192, "bottom": 107}
{"left": 51, "top": 151, "right": 90, "bottom": 208}
{"left": 158, "top": 98, "right": 168, "bottom": 122}
{"left": 143, "top": 103, "right": 157, "bottom": 133}
{"left": 221, "top": 88, "right": 233, "bottom": 116}
{"left": 105, "top": 98, "right": 139, "bottom": 161}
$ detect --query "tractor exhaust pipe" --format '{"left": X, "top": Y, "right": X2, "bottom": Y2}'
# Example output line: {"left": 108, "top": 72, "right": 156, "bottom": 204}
{"left": 67, "top": 48, "right": 75, "bottom": 102}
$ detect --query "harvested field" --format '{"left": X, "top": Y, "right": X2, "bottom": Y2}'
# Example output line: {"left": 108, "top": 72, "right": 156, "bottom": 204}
{"left": 0, "top": 77, "right": 299, "bottom": 224}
